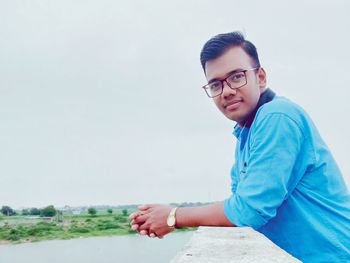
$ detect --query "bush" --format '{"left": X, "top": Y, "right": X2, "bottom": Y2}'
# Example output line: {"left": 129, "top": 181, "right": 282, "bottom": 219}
{"left": 0, "top": 221, "right": 65, "bottom": 241}
{"left": 25, "top": 222, "right": 62, "bottom": 237}
{"left": 22, "top": 209, "right": 30, "bottom": 216}
{"left": 3, "top": 228, "right": 23, "bottom": 241}
{"left": 69, "top": 226, "right": 90, "bottom": 233}
{"left": 98, "top": 219, "right": 110, "bottom": 224}
{"left": 97, "top": 222, "right": 121, "bottom": 230}
{"left": 40, "top": 205, "right": 57, "bottom": 217}
{"left": 88, "top": 208, "right": 97, "bottom": 216}
{"left": 27, "top": 228, "right": 39, "bottom": 236}
{"left": 36, "top": 222, "right": 57, "bottom": 228}
{"left": 30, "top": 208, "right": 41, "bottom": 216}
{"left": 9, "top": 233, "right": 20, "bottom": 241}
{"left": 114, "top": 216, "right": 127, "bottom": 223}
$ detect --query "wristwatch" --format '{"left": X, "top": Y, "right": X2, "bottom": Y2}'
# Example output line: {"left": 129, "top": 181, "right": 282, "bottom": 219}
{"left": 166, "top": 207, "right": 178, "bottom": 228}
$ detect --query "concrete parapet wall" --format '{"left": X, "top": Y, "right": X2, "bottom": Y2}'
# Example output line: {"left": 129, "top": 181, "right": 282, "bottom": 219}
{"left": 171, "top": 227, "right": 301, "bottom": 263}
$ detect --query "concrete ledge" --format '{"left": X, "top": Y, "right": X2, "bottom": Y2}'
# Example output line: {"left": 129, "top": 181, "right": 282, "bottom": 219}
{"left": 171, "top": 227, "right": 301, "bottom": 263}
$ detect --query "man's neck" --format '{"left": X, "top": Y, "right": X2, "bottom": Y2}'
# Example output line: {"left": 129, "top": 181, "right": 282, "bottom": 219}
{"left": 239, "top": 88, "right": 276, "bottom": 128}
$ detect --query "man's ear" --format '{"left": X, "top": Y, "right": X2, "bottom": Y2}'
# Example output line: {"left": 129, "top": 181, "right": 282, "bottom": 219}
{"left": 257, "top": 67, "right": 267, "bottom": 90}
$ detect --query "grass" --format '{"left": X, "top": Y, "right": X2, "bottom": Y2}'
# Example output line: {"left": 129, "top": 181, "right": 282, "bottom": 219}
{"left": 0, "top": 211, "right": 195, "bottom": 244}
{"left": 0, "top": 212, "right": 133, "bottom": 244}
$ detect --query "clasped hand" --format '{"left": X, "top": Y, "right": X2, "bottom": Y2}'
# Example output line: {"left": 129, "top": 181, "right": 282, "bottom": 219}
{"left": 129, "top": 204, "right": 174, "bottom": 239}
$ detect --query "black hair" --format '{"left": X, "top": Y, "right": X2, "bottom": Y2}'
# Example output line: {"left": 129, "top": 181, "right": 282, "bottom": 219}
{"left": 200, "top": 31, "right": 260, "bottom": 72}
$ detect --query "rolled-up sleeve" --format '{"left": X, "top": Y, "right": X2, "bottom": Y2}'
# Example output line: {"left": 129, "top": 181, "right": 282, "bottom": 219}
{"left": 224, "top": 113, "right": 305, "bottom": 229}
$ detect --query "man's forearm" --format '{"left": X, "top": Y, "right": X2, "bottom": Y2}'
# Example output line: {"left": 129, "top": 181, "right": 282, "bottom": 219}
{"left": 175, "top": 201, "right": 235, "bottom": 227}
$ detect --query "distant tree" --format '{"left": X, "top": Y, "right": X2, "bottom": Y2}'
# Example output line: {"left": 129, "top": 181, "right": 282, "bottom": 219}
{"left": 29, "top": 208, "right": 41, "bottom": 216}
{"left": 88, "top": 207, "right": 97, "bottom": 216}
{"left": 1, "top": 206, "right": 16, "bottom": 216}
{"left": 122, "top": 209, "right": 128, "bottom": 216}
{"left": 22, "top": 209, "right": 30, "bottom": 216}
{"left": 107, "top": 209, "right": 113, "bottom": 214}
{"left": 40, "top": 205, "right": 57, "bottom": 217}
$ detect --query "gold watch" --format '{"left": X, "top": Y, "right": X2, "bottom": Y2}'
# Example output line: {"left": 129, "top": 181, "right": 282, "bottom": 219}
{"left": 166, "top": 207, "right": 178, "bottom": 228}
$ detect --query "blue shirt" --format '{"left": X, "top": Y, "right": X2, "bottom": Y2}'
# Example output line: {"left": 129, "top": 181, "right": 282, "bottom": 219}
{"left": 224, "top": 94, "right": 350, "bottom": 262}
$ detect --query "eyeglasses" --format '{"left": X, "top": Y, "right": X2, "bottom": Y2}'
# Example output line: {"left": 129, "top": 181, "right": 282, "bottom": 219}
{"left": 202, "top": 68, "right": 259, "bottom": 98}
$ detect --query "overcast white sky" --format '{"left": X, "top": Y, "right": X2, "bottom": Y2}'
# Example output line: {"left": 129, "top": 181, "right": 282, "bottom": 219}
{"left": 1, "top": 0, "right": 349, "bottom": 209}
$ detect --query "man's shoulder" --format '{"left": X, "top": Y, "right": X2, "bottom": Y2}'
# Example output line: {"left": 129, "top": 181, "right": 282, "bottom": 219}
{"left": 251, "top": 95, "right": 311, "bottom": 133}
{"left": 257, "top": 96, "right": 306, "bottom": 120}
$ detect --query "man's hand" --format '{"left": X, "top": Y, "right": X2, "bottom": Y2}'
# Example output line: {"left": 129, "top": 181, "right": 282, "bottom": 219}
{"left": 129, "top": 204, "right": 174, "bottom": 238}
{"left": 129, "top": 209, "right": 151, "bottom": 236}
{"left": 129, "top": 201, "right": 234, "bottom": 238}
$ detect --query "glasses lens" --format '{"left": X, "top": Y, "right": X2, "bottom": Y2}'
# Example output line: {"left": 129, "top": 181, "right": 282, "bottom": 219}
{"left": 227, "top": 72, "right": 246, "bottom": 88}
{"left": 207, "top": 81, "right": 222, "bottom": 97}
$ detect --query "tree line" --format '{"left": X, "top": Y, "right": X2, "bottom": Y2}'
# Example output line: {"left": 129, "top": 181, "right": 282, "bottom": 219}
{"left": 1, "top": 206, "right": 129, "bottom": 218}
{"left": 1, "top": 205, "right": 57, "bottom": 217}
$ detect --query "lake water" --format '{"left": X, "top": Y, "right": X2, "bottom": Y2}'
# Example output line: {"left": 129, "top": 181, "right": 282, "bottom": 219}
{"left": 0, "top": 232, "right": 193, "bottom": 263}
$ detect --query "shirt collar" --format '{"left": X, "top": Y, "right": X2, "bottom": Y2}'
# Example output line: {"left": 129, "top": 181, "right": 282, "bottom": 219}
{"left": 233, "top": 88, "right": 276, "bottom": 138}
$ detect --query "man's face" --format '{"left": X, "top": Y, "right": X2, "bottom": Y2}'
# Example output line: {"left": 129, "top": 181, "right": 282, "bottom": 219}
{"left": 205, "top": 46, "right": 266, "bottom": 126}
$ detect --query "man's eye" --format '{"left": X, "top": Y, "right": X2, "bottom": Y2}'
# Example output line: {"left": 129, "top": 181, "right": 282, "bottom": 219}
{"left": 228, "top": 73, "right": 245, "bottom": 82}
{"left": 209, "top": 82, "right": 222, "bottom": 91}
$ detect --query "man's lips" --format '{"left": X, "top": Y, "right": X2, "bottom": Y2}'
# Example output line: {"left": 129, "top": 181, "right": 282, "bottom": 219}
{"left": 224, "top": 99, "right": 243, "bottom": 111}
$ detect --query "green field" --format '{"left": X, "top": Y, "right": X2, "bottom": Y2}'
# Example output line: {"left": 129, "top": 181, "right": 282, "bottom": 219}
{"left": 0, "top": 211, "right": 134, "bottom": 244}
{"left": 0, "top": 210, "right": 194, "bottom": 244}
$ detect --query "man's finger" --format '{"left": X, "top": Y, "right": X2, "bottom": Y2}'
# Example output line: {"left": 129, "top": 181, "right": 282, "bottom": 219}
{"left": 138, "top": 204, "right": 151, "bottom": 211}
{"left": 139, "top": 230, "right": 148, "bottom": 236}
{"left": 129, "top": 210, "right": 149, "bottom": 224}
{"left": 138, "top": 222, "right": 151, "bottom": 231}
{"left": 131, "top": 224, "right": 139, "bottom": 231}
{"left": 138, "top": 204, "right": 158, "bottom": 211}
{"left": 129, "top": 212, "right": 139, "bottom": 220}
{"left": 133, "top": 214, "right": 149, "bottom": 224}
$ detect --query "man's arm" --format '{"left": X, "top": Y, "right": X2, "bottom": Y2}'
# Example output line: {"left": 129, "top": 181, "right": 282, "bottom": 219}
{"left": 130, "top": 201, "right": 235, "bottom": 238}
{"left": 176, "top": 201, "right": 235, "bottom": 227}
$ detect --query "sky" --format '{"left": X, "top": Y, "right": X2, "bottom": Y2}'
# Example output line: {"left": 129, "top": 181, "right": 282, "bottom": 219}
{"left": 1, "top": 0, "right": 349, "bottom": 209}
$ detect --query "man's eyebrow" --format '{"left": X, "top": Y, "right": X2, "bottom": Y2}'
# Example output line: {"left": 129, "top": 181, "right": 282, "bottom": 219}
{"left": 208, "top": 68, "right": 245, "bottom": 83}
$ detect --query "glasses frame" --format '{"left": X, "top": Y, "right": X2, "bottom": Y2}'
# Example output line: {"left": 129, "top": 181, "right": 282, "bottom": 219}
{"left": 202, "top": 67, "right": 259, "bottom": 98}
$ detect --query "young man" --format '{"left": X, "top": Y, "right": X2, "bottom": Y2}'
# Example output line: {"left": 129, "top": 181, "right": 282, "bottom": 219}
{"left": 130, "top": 32, "right": 350, "bottom": 262}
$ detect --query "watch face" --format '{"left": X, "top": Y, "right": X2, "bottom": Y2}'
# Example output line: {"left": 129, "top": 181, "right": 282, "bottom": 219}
{"left": 167, "top": 216, "right": 175, "bottom": 227}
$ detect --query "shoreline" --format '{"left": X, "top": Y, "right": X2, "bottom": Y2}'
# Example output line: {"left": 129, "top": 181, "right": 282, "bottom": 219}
{"left": 0, "top": 231, "right": 136, "bottom": 246}
{"left": 0, "top": 229, "right": 194, "bottom": 246}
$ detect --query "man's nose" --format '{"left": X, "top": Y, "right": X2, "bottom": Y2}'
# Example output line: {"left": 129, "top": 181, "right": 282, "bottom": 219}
{"left": 221, "top": 80, "right": 236, "bottom": 98}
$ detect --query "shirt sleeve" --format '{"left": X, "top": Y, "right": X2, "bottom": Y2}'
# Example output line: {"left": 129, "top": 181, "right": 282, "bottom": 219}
{"left": 224, "top": 113, "right": 305, "bottom": 229}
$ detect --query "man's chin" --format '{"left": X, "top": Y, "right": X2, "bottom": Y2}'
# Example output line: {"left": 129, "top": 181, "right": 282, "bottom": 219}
{"left": 224, "top": 113, "right": 240, "bottom": 122}
{"left": 224, "top": 113, "right": 247, "bottom": 126}
{"left": 223, "top": 109, "right": 238, "bottom": 120}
